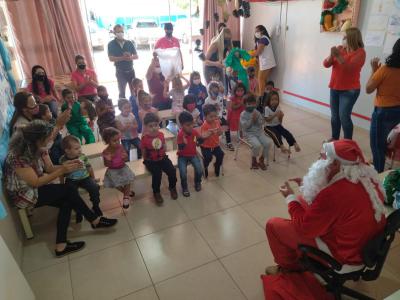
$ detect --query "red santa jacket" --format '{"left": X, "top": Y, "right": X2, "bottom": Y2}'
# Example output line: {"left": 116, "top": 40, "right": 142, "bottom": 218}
{"left": 288, "top": 178, "right": 386, "bottom": 265}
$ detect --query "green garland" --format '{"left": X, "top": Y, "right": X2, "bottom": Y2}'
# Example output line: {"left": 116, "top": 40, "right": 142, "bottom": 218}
{"left": 332, "top": 0, "right": 349, "bottom": 14}
{"left": 383, "top": 169, "right": 400, "bottom": 206}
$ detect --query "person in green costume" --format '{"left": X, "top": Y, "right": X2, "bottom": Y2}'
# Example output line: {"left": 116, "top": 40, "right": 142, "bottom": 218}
{"left": 225, "top": 48, "right": 251, "bottom": 91}
{"left": 61, "top": 88, "right": 95, "bottom": 144}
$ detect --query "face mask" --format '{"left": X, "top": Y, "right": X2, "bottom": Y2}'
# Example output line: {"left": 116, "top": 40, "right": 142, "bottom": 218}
{"left": 78, "top": 64, "right": 86, "bottom": 70}
{"left": 246, "top": 106, "right": 256, "bottom": 113}
{"left": 35, "top": 74, "right": 45, "bottom": 81}
{"left": 236, "top": 91, "right": 244, "bottom": 97}
{"left": 255, "top": 32, "right": 262, "bottom": 39}
{"left": 210, "top": 91, "right": 219, "bottom": 98}
{"left": 41, "top": 141, "right": 53, "bottom": 152}
{"left": 186, "top": 103, "right": 196, "bottom": 112}
{"left": 115, "top": 32, "right": 124, "bottom": 39}
{"left": 154, "top": 67, "right": 162, "bottom": 74}
{"left": 99, "top": 94, "right": 108, "bottom": 101}
{"left": 342, "top": 38, "right": 347, "bottom": 48}
{"left": 166, "top": 31, "right": 173, "bottom": 37}
{"left": 249, "top": 73, "right": 255, "bottom": 78}
{"left": 193, "top": 79, "right": 201, "bottom": 85}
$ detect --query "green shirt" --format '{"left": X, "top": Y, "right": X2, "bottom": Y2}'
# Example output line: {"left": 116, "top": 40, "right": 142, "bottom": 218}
{"left": 59, "top": 154, "right": 91, "bottom": 180}
{"left": 61, "top": 101, "right": 87, "bottom": 126}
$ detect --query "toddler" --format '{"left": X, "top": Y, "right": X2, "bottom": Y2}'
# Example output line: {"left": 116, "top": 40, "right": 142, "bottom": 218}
{"left": 247, "top": 66, "right": 259, "bottom": 95}
{"left": 177, "top": 111, "right": 203, "bottom": 196}
{"left": 102, "top": 127, "right": 135, "bottom": 209}
{"left": 188, "top": 71, "right": 207, "bottom": 120}
{"left": 138, "top": 90, "right": 158, "bottom": 131}
{"left": 205, "top": 82, "right": 233, "bottom": 151}
{"left": 258, "top": 80, "right": 275, "bottom": 113}
{"left": 240, "top": 94, "right": 271, "bottom": 170}
{"left": 227, "top": 69, "right": 239, "bottom": 96}
{"left": 60, "top": 135, "right": 102, "bottom": 222}
{"left": 210, "top": 72, "right": 225, "bottom": 95}
{"left": 95, "top": 85, "right": 116, "bottom": 137}
{"left": 129, "top": 78, "right": 143, "bottom": 132}
{"left": 80, "top": 98, "right": 97, "bottom": 131}
{"left": 264, "top": 91, "right": 301, "bottom": 153}
{"left": 228, "top": 83, "right": 246, "bottom": 133}
{"left": 61, "top": 88, "right": 95, "bottom": 144}
{"left": 141, "top": 113, "right": 177, "bottom": 205}
{"left": 164, "top": 74, "right": 189, "bottom": 117}
{"left": 183, "top": 94, "right": 202, "bottom": 127}
{"left": 200, "top": 104, "right": 224, "bottom": 178}
{"left": 116, "top": 99, "right": 141, "bottom": 159}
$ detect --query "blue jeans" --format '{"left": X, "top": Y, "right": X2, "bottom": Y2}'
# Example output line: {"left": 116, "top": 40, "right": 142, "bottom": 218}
{"left": 178, "top": 156, "right": 203, "bottom": 190}
{"left": 330, "top": 89, "right": 360, "bottom": 140}
{"left": 121, "top": 138, "right": 141, "bottom": 159}
{"left": 370, "top": 106, "right": 400, "bottom": 173}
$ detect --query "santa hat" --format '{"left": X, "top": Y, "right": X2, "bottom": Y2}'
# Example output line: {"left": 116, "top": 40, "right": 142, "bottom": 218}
{"left": 323, "top": 139, "right": 366, "bottom": 165}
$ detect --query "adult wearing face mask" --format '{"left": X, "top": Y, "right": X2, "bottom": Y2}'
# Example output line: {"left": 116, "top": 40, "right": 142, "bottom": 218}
{"left": 250, "top": 25, "right": 276, "bottom": 97}
{"left": 146, "top": 55, "right": 171, "bottom": 111}
{"left": 323, "top": 27, "right": 366, "bottom": 141}
{"left": 71, "top": 55, "right": 98, "bottom": 102}
{"left": 108, "top": 24, "right": 138, "bottom": 98}
{"left": 27, "top": 65, "right": 60, "bottom": 118}
{"left": 154, "top": 22, "right": 184, "bottom": 70}
{"left": 204, "top": 27, "right": 233, "bottom": 84}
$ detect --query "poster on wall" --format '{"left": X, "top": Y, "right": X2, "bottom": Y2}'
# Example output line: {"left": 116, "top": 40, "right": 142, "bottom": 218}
{"left": 320, "top": 0, "right": 361, "bottom": 32}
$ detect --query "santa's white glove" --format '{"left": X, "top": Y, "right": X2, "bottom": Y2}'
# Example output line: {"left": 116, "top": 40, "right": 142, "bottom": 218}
{"left": 285, "top": 194, "right": 299, "bottom": 205}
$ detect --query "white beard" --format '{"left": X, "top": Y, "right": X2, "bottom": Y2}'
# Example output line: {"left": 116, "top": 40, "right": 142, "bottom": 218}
{"left": 301, "top": 159, "right": 333, "bottom": 205}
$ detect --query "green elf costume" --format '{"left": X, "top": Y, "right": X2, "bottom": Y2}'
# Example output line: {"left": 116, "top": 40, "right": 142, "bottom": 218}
{"left": 225, "top": 48, "right": 251, "bottom": 91}
{"left": 61, "top": 101, "right": 95, "bottom": 144}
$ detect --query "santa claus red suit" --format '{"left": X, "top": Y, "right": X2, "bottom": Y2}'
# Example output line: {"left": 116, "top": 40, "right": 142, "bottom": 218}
{"left": 263, "top": 139, "right": 387, "bottom": 299}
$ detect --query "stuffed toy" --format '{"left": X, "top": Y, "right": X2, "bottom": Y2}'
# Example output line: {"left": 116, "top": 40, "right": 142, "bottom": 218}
{"left": 332, "top": 0, "right": 349, "bottom": 14}
{"left": 320, "top": 10, "right": 335, "bottom": 31}
{"left": 225, "top": 48, "right": 251, "bottom": 90}
{"left": 241, "top": 50, "right": 257, "bottom": 68}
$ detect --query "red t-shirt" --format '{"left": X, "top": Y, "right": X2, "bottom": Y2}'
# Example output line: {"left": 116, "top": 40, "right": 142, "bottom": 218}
{"left": 141, "top": 131, "right": 166, "bottom": 161}
{"left": 323, "top": 47, "right": 366, "bottom": 90}
{"left": 200, "top": 120, "right": 221, "bottom": 149}
{"left": 27, "top": 79, "right": 56, "bottom": 101}
{"left": 148, "top": 74, "right": 170, "bottom": 106}
{"left": 71, "top": 69, "right": 97, "bottom": 97}
{"left": 177, "top": 129, "right": 199, "bottom": 157}
{"left": 155, "top": 37, "right": 180, "bottom": 49}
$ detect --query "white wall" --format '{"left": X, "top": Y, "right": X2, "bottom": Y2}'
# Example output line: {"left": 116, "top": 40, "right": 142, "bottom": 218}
{"left": 242, "top": 0, "right": 385, "bottom": 130}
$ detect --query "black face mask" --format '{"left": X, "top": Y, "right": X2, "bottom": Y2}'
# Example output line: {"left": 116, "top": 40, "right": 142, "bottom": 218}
{"left": 99, "top": 95, "right": 108, "bottom": 101}
{"left": 35, "top": 74, "right": 45, "bottom": 81}
{"left": 166, "top": 31, "right": 173, "bottom": 37}
{"left": 78, "top": 64, "right": 86, "bottom": 70}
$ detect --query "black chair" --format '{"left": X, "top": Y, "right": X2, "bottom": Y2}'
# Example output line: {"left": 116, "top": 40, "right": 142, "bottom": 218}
{"left": 298, "top": 209, "right": 400, "bottom": 300}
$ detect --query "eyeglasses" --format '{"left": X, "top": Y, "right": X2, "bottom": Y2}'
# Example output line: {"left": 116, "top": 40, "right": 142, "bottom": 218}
{"left": 26, "top": 103, "right": 38, "bottom": 110}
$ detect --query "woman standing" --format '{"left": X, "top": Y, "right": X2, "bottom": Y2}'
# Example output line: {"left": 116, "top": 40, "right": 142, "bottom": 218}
{"left": 4, "top": 120, "right": 117, "bottom": 257}
{"left": 323, "top": 27, "right": 366, "bottom": 140}
{"left": 251, "top": 25, "right": 276, "bottom": 96}
{"left": 27, "top": 65, "right": 60, "bottom": 118}
{"left": 366, "top": 38, "right": 400, "bottom": 173}
{"left": 203, "top": 27, "right": 233, "bottom": 84}
{"left": 71, "top": 55, "right": 99, "bottom": 102}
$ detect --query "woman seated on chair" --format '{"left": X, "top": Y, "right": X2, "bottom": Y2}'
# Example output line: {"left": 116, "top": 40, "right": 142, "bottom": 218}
{"left": 4, "top": 120, "right": 117, "bottom": 257}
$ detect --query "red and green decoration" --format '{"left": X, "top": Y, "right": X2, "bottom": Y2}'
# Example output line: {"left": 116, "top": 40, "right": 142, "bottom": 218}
{"left": 321, "top": 0, "right": 351, "bottom": 32}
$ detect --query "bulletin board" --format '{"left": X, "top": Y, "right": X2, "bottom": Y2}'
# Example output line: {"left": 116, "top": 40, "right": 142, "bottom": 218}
{"left": 320, "top": 0, "right": 361, "bottom": 32}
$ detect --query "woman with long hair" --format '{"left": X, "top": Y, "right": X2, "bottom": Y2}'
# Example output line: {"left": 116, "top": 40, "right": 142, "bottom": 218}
{"left": 251, "top": 25, "right": 276, "bottom": 96}
{"left": 366, "top": 38, "right": 400, "bottom": 172}
{"left": 323, "top": 27, "right": 366, "bottom": 141}
{"left": 4, "top": 120, "right": 118, "bottom": 257}
{"left": 9, "top": 92, "right": 39, "bottom": 136}
{"left": 27, "top": 65, "right": 60, "bottom": 118}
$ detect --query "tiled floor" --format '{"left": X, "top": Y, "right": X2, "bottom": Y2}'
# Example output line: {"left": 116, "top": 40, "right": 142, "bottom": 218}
{"left": 23, "top": 103, "right": 400, "bottom": 300}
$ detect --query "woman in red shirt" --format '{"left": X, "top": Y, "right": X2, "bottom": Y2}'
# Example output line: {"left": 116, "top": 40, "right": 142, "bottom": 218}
{"left": 323, "top": 27, "right": 366, "bottom": 140}
{"left": 71, "top": 55, "right": 98, "bottom": 102}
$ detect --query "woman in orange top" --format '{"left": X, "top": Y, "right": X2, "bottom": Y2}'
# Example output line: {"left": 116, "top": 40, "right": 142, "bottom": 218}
{"left": 366, "top": 38, "right": 400, "bottom": 173}
{"left": 323, "top": 28, "right": 366, "bottom": 141}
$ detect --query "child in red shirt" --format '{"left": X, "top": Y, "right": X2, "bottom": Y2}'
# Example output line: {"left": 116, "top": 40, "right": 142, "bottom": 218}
{"left": 200, "top": 104, "right": 224, "bottom": 178}
{"left": 177, "top": 112, "right": 204, "bottom": 197}
{"left": 141, "top": 112, "right": 177, "bottom": 205}
{"left": 228, "top": 83, "right": 246, "bottom": 132}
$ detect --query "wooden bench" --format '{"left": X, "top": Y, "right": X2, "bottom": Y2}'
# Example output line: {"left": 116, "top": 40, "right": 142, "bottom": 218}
{"left": 82, "top": 128, "right": 176, "bottom": 159}
{"left": 18, "top": 151, "right": 178, "bottom": 239}
{"left": 159, "top": 109, "right": 175, "bottom": 128}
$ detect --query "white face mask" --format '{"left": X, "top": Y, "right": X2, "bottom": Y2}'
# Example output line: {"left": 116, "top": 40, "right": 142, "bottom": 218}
{"left": 255, "top": 32, "right": 262, "bottom": 39}
{"left": 342, "top": 38, "right": 347, "bottom": 48}
{"left": 154, "top": 67, "right": 162, "bottom": 74}
{"left": 41, "top": 141, "right": 53, "bottom": 152}
{"left": 115, "top": 32, "right": 124, "bottom": 39}
{"left": 193, "top": 79, "right": 201, "bottom": 85}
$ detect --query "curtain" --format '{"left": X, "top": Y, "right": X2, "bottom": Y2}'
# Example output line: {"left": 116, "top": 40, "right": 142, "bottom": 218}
{"left": 6, "top": 0, "right": 94, "bottom": 78}
{"left": 203, "top": 0, "right": 240, "bottom": 52}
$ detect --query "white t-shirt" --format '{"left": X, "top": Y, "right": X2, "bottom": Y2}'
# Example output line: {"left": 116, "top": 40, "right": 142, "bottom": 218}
{"left": 205, "top": 96, "right": 224, "bottom": 118}
{"left": 258, "top": 35, "right": 276, "bottom": 71}
{"left": 264, "top": 106, "right": 281, "bottom": 127}
{"left": 116, "top": 113, "right": 138, "bottom": 139}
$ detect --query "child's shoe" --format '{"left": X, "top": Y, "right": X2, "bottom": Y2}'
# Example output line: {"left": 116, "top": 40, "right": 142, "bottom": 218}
{"left": 170, "top": 187, "right": 178, "bottom": 200}
{"left": 258, "top": 156, "right": 267, "bottom": 171}
{"left": 294, "top": 143, "right": 301, "bottom": 152}
{"left": 226, "top": 143, "right": 234, "bottom": 151}
{"left": 154, "top": 193, "right": 164, "bottom": 205}
{"left": 93, "top": 205, "right": 103, "bottom": 216}
{"left": 182, "top": 188, "right": 190, "bottom": 197}
{"left": 251, "top": 157, "right": 259, "bottom": 169}
{"left": 130, "top": 191, "right": 136, "bottom": 198}
{"left": 195, "top": 183, "right": 202, "bottom": 192}
{"left": 122, "top": 196, "right": 130, "bottom": 209}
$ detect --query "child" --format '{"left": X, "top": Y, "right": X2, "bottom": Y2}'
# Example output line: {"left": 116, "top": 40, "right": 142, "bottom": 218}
{"left": 35, "top": 104, "right": 63, "bottom": 165}
{"left": 227, "top": 69, "right": 239, "bottom": 96}
{"left": 80, "top": 98, "right": 97, "bottom": 131}
{"left": 211, "top": 72, "right": 225, "bottom": 95}
{"left": 228, "top": 83, "right": 246, "bottom": 133}
{"left": 258, "top": 80, "right": 275, "bottom": 113}
{"left": 247, "top": 66, "right": 259, "bottom": 95}
{"left": 188, "top": 71, "right": 207, "bottom": 120}
{"left": 60, "top": 135, "right": 102, "bottom": 222}
{"left": 240, "top": 94, "right": 271, "bottom": 170}
{"left": 264, "top": 91, "right": 301, "bottom": 153}
{"left": 61, "top": 88, "right": 95, "bottom": 144}
{"left": 205, "top": 82, "right": 233, "bottom": 151}
{"left": 164, "top": 74, "right": 189, "bottom": 117}
{"left": 95, "top": 85, "right": 116, "bottom": 137}
{"left": 177, "top": 111, "right": 203, "bottom": 196}
{"left": 141, "top": 113, "right": 177, "bottom": 205}
{"left": 138, "top": 90, "right": 158, "bottom": 131}
{"left": 102, "top": 127, "right": 135, "bottom": 209}
{"left": 129, "top": 78, "right": 142, "bottom": 132}
{"left": 183, "top": 94, "right": 202, "bottom": 127}
{"left": 116, "top": 99, "right": 141, "bottom": 159}
{"left": 200, "top": 104, "right": 224, "bottom": 178}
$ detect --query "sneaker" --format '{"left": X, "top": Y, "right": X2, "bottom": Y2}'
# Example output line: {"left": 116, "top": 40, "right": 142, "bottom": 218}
{"left": 258, "top": 157, "right": 267, "bottom": 171}
{"left": 195, "top": 183, "right": 202, "bottom": 192}
{"left": 55, "top": 241, "right": 85, "bottom": 258}
{"left": 170, "top": 187, "right": 178, "bottom": 200}
{"left": 122, "top": 197, "right": 130, "bottom": 209}
{"left": 251, "top": 157, "right": 259, "bottom": 170}
{"left": 154, "top": 193, "right": 164, "bottom": 205}
{"left": 76, "top": 213, "right": 83, "bottom": 224}
{"left": 226, "top": 143, "right": 234, "bottom": 151}
{"left": 182, "top": 189, "right": 190, "bottom": 197}
{"left": 91, "top": 217, "right": 118, "bottom": 229}
{"left": 92, "top": 205, "right": 103, "bottom": 216}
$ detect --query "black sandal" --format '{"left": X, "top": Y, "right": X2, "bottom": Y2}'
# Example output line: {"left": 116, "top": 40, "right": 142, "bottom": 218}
{"left": 55, "top": 241, "right": 85, "bottom": 258}
{"left": 91, "top": 217, "right": 118, "bottom": 229}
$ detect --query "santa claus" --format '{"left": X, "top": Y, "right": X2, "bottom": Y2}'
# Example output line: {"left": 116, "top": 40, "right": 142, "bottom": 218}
{"left": 265, "top": 139, "right": 387, "bottom": 275}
